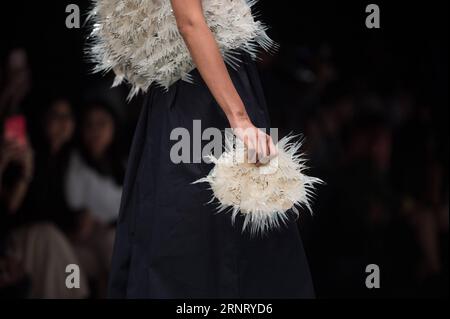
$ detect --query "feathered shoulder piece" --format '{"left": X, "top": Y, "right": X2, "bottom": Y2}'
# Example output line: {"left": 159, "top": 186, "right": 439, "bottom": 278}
{"left": 87, "top": 0, "right": 276, "bottom": 99}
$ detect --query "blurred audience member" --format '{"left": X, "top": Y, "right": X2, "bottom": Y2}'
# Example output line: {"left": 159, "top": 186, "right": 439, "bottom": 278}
{"left": 0, "top": 49, "right": 31, "bottom": 120}
{"left": 0, "top": 136, "right": 88, "bottom": 298}
{"left": 66, "top": 101, "right": 124, "bottom": 223}
{"left": 65, "top": 100, "right": 124, "bottom": 297}
{"left": 20, "top": 98, "right": 77, "bottom": 230}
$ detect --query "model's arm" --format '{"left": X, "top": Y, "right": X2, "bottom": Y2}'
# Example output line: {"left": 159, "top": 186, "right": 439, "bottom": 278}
{"left": 170, "top": 0, "right": 276, "bottom": 163}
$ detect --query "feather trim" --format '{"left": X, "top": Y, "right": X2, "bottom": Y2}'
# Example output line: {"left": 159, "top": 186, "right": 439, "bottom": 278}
{"left": 87, "top": 0, "right": 277, "bottom": 99}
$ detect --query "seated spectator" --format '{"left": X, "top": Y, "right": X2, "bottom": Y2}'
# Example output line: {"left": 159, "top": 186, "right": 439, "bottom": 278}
{"left": 21, "top": 98, "right": 77, "bottom": 231}
{"left": 0, "top": 49, "right": 31, "bottom": 120}
{"left": 0, "top": 135, "right": 88, "bottom": 298}
{"left": 64, "top": 100, "right": 124, "bottom": 297}
{"left": 66, "top": 101, "right": 124, "bottom": 223}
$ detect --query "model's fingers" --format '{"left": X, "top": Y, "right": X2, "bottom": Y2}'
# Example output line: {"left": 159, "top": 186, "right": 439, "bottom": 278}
{"left": 244, "top": 133, "right": 257, "bottom": 164}
{"left": 242, "top": 133, "right": 249, "bottom": 147}
{"left": 258, "top": 132, "right": 270, "bottom": 164}
{"left": 267, "top": 134, "right": 278, "bottom": 159}
{"left": 247, "top": 141, "right": 257, "bottom": 164}
{"left": 247, "top": 129, "right": 259, "bottom": 164}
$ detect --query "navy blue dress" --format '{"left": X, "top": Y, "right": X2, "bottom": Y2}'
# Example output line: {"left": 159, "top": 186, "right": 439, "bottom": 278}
{"left": 108, "top": 53, "right": 315, "bottom": 298}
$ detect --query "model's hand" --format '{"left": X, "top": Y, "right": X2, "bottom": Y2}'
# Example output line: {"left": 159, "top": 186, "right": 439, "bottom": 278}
{"left": 230, "top": 116, "right": 277, "bottom": 165}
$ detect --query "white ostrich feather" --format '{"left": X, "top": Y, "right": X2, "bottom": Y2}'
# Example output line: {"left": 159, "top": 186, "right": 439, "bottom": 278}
{"left": 87, "top": 0, "right": 277, "bottom": 99}
{"left": 194, "top": 134, "right": 324, "bottom": 235}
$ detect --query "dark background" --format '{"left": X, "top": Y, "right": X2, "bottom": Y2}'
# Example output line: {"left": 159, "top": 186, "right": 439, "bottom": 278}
{"left": 1, "top": 1, "right": 448, "bottom": 298}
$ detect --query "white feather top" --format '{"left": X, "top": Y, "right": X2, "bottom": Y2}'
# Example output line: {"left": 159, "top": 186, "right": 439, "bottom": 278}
{"left": 87, "top": 0, "right": 276, "bottom": 98}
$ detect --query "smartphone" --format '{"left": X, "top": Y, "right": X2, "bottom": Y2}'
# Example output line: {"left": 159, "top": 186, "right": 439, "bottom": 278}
{"left": 3, "top": 115, "right": 27, "bottom": 147}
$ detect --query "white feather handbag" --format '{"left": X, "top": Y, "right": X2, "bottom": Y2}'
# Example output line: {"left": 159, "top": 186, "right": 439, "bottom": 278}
{"left": 194, "top": 134, "right": 323, "bottom": 234}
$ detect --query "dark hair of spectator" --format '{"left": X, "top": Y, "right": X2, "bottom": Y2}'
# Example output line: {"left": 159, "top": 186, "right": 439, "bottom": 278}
{"left": 78, "top": 100, "right": 125, "bottom": 186}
